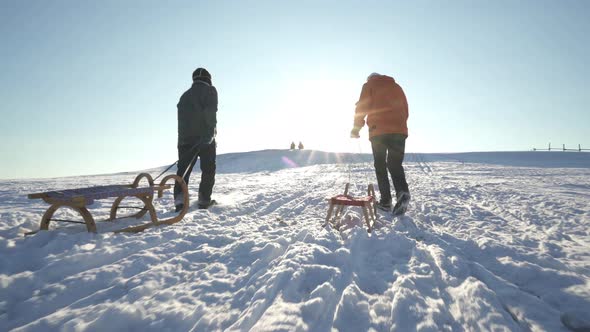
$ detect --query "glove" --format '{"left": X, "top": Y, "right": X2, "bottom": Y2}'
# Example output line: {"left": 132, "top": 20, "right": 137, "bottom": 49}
{"left": 205, "top": 137, "right": 214, "bottom": 145}
{"left": 350, "top": 128, "right": 360, "bottom": 138}
{"left": 202, "top": 128, "right": 217, "bottom": 145}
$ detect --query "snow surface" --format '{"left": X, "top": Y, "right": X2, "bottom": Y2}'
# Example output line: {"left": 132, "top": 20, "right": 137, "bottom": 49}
{"left": 1, "top": 150, "right": 589, "bottom": 331}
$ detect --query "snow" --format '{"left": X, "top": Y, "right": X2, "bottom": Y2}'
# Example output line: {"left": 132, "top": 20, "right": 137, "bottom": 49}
{"left": 1, "top": 150, "right": 589, "bottom": 331}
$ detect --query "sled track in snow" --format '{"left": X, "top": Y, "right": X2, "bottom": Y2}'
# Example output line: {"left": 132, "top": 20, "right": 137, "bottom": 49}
{"left": 407, "top": 153, "right": 435, "bottom": 177}
{"left": 403, "top": 160, "right": 590, "bottom": 331}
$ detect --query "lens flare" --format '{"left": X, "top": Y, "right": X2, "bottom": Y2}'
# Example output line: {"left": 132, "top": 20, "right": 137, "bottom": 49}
{"left": 281, "top": 156, "right": 298, "bottom": 168}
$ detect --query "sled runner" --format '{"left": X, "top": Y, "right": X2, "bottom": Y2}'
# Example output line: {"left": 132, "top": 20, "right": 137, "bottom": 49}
{"left": 26, "top": 173, "right": 189, "bottom": 234}
{"left": 324, "top": 183, "right": 377, "bottom": 232}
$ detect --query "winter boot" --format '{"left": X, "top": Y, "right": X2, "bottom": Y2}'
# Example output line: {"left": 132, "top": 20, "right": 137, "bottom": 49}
{"left": 392, "top": 192, "right": 411, "bottom": 216}
{"left": 376, "top": 200, "right": 392, "bottom": 212}
{"left": 175, "top": 194, "right": 184, "bottom": 212}
{"left": 197, "top": 192, "right": 216, "bottom": 209}
{"left": 197, "top": 199, "right": 216, "bottom": 209}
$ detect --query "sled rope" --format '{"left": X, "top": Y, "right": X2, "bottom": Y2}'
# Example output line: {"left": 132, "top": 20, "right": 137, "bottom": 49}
{"left": 115, "top": 206, "right": 149, "bottom": 210}
{"left": 154, "top": 140, "right": 204, "bottom": 182}
{"left": 47, "top": 219, "right": 86, "bottom": 224}
{"left": 352, "top": 140, "right": 371, "bottom": 187}
{"left": 154, "top": 161, "right": 178, "bottom": 182}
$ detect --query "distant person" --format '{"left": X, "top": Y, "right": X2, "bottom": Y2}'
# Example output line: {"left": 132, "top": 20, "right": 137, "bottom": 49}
{"left": 290, "top": 142, "right": 296, "bottom": 150}
{"left": 350, "top": 72, "right": 410, "bottom": 215}
{"left": 298, "top": 142, "right": 304, "bottom": 150}
{"left": 175, "top": 67, "right": 218, "bottom": 211}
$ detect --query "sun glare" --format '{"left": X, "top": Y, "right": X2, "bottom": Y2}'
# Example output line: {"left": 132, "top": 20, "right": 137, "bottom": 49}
{"left": 279, "top": 79, "right": 364, "bottom": 153}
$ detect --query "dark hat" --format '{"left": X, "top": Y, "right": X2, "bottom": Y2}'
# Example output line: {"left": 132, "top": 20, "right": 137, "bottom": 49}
{"left": 192, "top": 68, "right": 211, "bottom": 81}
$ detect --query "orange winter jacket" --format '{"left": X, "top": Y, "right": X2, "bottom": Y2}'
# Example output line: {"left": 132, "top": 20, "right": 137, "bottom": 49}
{"left": 353, "top": 74, "right": 408, "bottom": 138}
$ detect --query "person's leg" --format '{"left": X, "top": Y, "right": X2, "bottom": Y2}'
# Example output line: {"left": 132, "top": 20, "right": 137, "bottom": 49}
{"left": 383, "top": 134, "right": 410, "bottom": 215}
{"left": 197, "top": 140, "right": 216, "bottom": 205}
{"left": 370, "top": 135, "right": 392, "bottom": 204}
{"left": 385, "top": 134, "right": 409, "bottom": 198}
{"left": 174, "top": 142, "right": 199, "bottom": 208}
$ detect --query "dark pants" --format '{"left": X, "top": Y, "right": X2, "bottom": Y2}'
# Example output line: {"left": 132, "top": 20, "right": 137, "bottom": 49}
{"left": 174, "top": 140, "right": 216, "bottom": 204}
{"left": 370, "top": 133, "right": 409, "bottom": 203}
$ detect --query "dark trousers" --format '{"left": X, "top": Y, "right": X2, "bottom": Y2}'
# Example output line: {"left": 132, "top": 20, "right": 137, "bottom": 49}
{"left": 174, "top": 140, "right": 216, "bottom": 204}
{"left": 370, "top": 133, "right": 409, "bottom": 203}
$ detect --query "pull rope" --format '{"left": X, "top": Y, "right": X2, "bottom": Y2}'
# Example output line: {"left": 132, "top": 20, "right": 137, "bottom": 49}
{"left": 356, "top": 140, "right": 371, "bottom": 187}
{"left": 153, "top": 140, "right": 205, "bottom": 182}
{"left": 345, "top": 139, "right": 371, "bottom": 196}
{"left": 182, "top": 146, "right": 201, "bottom": 179}
{"left": 346, "top": 138, "right": 359, "bottom": 187}
{"left": 347, "top": 146, "right": 353, "bottom": 185}
{"left": 153, "top": 161, "right": 178, "bottom": 182}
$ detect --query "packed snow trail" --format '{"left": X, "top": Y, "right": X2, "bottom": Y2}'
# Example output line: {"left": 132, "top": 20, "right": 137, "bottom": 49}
{"left": 1, "top": 150, "right": 589, "bottom": 331}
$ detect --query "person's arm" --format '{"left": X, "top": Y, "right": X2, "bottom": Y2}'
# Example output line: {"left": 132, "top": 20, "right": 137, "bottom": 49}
{"left": 402, "top": 86, "right": 409, "bottom": 120}
{"left": 203, "top": 86, "right": 218, "bottom": 143}
{"left": 351, "top": 83, "right": 371, "bottom": 137}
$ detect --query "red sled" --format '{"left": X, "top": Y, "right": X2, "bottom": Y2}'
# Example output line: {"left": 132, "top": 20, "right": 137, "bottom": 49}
{"left": 324, "top": 183, "right": 377, "bottom": 232}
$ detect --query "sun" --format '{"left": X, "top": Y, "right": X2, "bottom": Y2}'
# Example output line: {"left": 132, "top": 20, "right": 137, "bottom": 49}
{"left": 279, "top": 78, "right": 366, "bottom": 153}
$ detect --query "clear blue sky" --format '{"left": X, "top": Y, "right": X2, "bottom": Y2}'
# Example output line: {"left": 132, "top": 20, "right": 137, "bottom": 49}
{"left": 1, "top": 0, "right": 589, "bottom": 179}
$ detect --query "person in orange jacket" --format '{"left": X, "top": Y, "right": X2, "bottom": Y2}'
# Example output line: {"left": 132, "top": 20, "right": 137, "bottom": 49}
{"left": 351, "top": 72, "right": 410, "bottom": 215}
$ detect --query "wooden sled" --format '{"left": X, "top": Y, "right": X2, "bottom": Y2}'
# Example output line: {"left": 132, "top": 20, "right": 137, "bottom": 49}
{"left": 26, "top": 173, "right": 189, "bottom": 235}
{"left": 324, "top": 183, "right": 377, "bottom": 232}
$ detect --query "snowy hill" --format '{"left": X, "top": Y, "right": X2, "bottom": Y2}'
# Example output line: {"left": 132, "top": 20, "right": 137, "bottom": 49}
{"left": 1, "top": 150, "right": 589, "bottom": 331}
{"left": 151, "top": 150, "right": 590, "bottom": 175}
{"left": 212, "top": 149, "right": 373, "bottom": 173}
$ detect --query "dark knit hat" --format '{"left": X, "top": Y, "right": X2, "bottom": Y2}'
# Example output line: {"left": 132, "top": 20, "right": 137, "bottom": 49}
{"left": 192, "top": 68, "right": 211, "bottom": 82}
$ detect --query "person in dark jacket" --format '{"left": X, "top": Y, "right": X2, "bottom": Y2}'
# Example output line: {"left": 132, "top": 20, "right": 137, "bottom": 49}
{"left": 175, "top": 67, "right": 218, "bottom": 210}
{"left": 350, "top": 72, "right": 410, "bottom": 215}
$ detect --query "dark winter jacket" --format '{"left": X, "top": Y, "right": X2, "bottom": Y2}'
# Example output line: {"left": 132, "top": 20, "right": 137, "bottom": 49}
{"left": 177, "top": 80, "right": 218, "bottom": 145}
